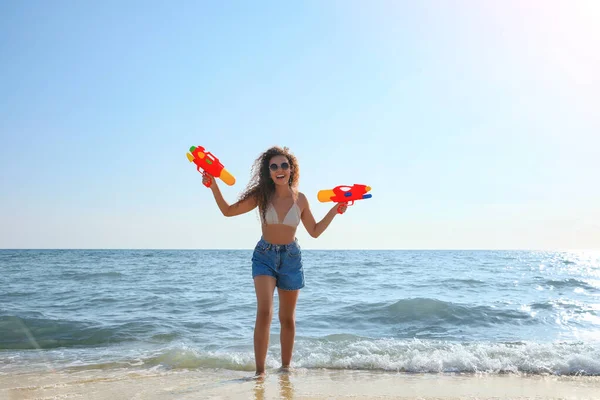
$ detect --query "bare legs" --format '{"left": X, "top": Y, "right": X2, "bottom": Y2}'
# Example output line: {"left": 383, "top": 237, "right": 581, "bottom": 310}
{"left": 278, "top": 288, "right": 299, "bottom": 368}
{"left": 253, "top": 276, "right": 300, "bottom": 376}
{"left": 253, "top": 276, "right": 276, "bottom": 377}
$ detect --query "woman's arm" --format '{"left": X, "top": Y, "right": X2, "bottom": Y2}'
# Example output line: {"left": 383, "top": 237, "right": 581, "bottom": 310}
{"left": 298, "top": 192, "right": 346, "bottom": 238}
{"left": 204, "top": 174, "right": 257, "bottom": 217}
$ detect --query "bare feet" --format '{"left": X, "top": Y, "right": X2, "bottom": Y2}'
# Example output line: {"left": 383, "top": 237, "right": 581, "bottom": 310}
{"left": 252, "top": 371, "right": 266, "bottom": 380}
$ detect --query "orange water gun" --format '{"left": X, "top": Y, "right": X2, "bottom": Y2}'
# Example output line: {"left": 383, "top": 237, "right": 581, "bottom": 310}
{"left": 186, "top": 146, "right": 236, "bottom": 187}
{"left": 317, "top": 184, "right": 372, "bottom": 213}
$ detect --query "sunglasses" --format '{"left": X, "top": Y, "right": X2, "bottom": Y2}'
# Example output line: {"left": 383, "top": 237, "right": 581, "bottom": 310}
{"left": 269, "top": 162, "right": 290, "bottom": 171}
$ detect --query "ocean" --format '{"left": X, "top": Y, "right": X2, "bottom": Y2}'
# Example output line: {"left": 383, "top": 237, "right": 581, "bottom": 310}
{"left": 1, "top": 248, "right": 600, "bottom": 377}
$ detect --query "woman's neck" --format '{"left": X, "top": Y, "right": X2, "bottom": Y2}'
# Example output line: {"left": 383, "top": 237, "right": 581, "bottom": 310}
{"left": 273, "top": 185, "right": 293, "bottom": 198}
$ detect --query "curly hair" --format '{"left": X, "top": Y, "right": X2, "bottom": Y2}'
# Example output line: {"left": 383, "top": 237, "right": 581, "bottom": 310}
{"left": 238, "top": 146, "right": 300, "bottom": 223}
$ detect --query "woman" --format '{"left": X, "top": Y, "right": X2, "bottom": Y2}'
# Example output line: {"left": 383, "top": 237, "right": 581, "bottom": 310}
{"left": 203, "top": 145, "right": 347, "bottom": 378}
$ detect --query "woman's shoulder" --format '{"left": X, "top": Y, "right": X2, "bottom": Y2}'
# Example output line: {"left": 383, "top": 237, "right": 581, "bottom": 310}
{"left": 295, "top": 191, "right": 309, "bottom": 206}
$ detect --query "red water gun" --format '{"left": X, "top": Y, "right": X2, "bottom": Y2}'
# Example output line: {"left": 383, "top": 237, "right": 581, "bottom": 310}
{"left": 317, "top": 184, "right": 372, "bottom": 213}
{"left": 186, "top": 146, "right": 236, "bottom": 187}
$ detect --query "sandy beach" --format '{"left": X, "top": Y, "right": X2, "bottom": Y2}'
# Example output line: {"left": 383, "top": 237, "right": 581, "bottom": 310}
{"left": 2, "top": 367, "right": 600, "bottom": 400}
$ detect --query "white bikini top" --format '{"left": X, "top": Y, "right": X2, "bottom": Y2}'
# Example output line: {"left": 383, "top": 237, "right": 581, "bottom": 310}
{"left": 262, "top": 199, "right": 301, "bottom": 227}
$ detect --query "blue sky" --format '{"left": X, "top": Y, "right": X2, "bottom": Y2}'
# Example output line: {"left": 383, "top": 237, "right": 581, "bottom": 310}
{"left": 1, "top": 1, "right": 598, "bottom": 249}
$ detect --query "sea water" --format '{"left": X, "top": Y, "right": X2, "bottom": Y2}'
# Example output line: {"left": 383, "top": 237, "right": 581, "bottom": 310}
{"left": 1, "top": 249, "right": 599, "bottom": 376}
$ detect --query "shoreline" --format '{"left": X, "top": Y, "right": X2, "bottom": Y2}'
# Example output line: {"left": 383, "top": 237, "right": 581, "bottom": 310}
{"left": 3, "top": 367, "right": 600, "bottom": 399}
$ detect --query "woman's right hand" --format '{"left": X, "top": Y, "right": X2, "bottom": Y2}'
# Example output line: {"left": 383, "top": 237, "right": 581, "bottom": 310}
{"left": 202, "top": 172, "right": 214, "bottom": 188}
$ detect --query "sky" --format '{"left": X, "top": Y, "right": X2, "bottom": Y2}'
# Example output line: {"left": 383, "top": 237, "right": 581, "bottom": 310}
{"left": 1, "top": 0, "right": 598, "bottom": 250}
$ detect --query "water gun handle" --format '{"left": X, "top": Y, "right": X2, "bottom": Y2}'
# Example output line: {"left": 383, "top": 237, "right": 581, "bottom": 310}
{"left": 202, "top": 171, "right": 212, "bottom": 188}
{"left": 336, "top": 201, "right": 354, "bottom": 214}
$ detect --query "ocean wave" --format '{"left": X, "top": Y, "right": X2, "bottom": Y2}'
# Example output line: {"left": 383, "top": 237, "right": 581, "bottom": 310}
{"left": 294, "top": 338, "right": 600, "bottom": 376}
{"left": 331, "top": 298, "right": 533, "bottom": 329}
{"left": 62, "top": 339, "right": 600, "bottom": 376}
{"left": 0, "top": 315, "right": 175, "bottom": 350}
{"left": 440, "top": 278, "right": 488, "bottom": 288}
{"left": 59, "top": 271, "right": 125, "bottom": 280}
{"left": 543, "top": 278, "right": 598, "bottom": 292}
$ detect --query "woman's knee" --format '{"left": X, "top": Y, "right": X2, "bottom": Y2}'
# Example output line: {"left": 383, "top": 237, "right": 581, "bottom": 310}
{"left": 278, "top": 313, "right": 295, "bottom": 329}
{"left": 256, "top": 306, "right": 273, "bottom": 322}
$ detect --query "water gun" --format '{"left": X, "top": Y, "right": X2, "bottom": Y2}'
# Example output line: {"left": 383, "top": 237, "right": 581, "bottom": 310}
{"left": 317, "top": 184, "right": 372, "bottom": 213}
{"left": 186, "top": 145, "right": 236, "bottom": 187}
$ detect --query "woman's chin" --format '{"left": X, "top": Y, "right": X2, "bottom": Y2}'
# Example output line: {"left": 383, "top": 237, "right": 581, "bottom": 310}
{"left": 273, "top": 177, "right": 288, "bottom": 185}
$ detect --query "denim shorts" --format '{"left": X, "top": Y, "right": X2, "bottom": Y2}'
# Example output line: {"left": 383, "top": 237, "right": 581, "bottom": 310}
{"left": 251, "top": 237, "right": 305, "bottom": 291}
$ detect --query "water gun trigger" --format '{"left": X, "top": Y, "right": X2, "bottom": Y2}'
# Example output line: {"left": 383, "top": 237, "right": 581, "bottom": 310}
{"left": 336, "top": 200, "right": 356, "bottom": 214}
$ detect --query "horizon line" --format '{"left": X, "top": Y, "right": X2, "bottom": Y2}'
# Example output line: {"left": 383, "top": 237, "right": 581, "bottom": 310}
{"left": 1, "top": 248, "right": 598, "bottom": 252}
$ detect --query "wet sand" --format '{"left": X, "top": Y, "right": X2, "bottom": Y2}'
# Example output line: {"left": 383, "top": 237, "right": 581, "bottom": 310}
{"left": 2, "top": 367, "right": 600, "bottom": 399}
